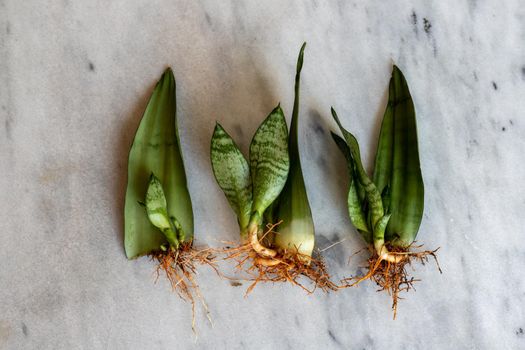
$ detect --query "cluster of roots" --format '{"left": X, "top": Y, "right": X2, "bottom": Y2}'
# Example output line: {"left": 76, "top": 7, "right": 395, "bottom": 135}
{"left": 223, "top": 223, "right": 340, "bottom": 294}
{"left": 149, "top": 241, "right": 218, "bottom": 331}
{"left": 343, "top": 244, "right": 441, "bottom": 318}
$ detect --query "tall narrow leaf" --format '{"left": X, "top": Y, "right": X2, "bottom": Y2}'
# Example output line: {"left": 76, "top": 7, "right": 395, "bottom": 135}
{"left": 274, "top": 43, "right": 315, "bottom": 256}
{"left": 124, "top": 68, "right": 193, "bottom": 259}
{"left": 249, "top": 105, "right": 290, "bottom": 220}
{"left": 210, "top": 123, "right": 253, "bottom": 233}
{"left": 378, "top": 66, "right": 424, "bottom": 246}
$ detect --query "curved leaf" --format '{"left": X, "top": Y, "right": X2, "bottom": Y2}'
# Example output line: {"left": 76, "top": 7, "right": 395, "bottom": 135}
{"left": 124, "top": 68, "right": 193, "bottom": 259}
{"left": 331, "top": 132, "right": 371, "bottom": 242}
{"left": 331, "top": 108, "right": 384, "bottom": 228}
{"left": 210, "top": 123, "right": 253, "bottom": 231}
{"left": 274, "top": 43, "right": 315, "bottom": 256}
{"left": 249, "top": 105, "right": 289, "bottom": 218}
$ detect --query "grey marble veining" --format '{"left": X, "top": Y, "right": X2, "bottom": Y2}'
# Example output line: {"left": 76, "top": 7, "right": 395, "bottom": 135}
{"left": 1, "top": 1, "right": 524, "bottom": 349}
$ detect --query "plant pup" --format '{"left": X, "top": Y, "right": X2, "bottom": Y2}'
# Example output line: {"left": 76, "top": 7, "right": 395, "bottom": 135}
{"left": 331, "top": 66, "right": 440, "bottom": 316}
{"left": 211, "top": 44, "right": 336, "bottom": 293}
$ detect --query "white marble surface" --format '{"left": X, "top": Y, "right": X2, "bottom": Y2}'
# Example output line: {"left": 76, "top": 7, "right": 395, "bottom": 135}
{"left": 1, "top": 1, "right": 525, "bottom": 349}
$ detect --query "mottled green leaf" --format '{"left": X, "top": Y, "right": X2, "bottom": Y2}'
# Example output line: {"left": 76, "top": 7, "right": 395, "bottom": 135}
{"left": 210, "top": 123, "right": 253, "bottom": 231}
{"left": 124, "top": 68, "right": 193, "bottom": 259}
{"left": 331, "top": 108, "right": 384, "bottom": 228}
{"left": 373, "top": 213, "right": 391, "bottom": 248}
{"left": 145, "top": 173, "right": 179, "bottom": 248}
{"left": 274, "top": 43, "right": 315, "bottom": 256}
{"left": 331, "top": 132, "right": 371, "bottom": 242}
{"left": 249, "top": 105, "right": 290, "bottom": 217}
{"left": 382, "top": 66, "right": 424, "bottom": 246}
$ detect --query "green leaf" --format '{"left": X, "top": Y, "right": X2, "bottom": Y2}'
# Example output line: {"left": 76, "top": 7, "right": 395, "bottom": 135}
{"left": 210, "top": 123, "right": 253, "bottom": 232}
{"left": 373, "top": 213, "right": 391, "bottom": 249}
{"left": 249, "top": 105, "right": 290, "bottom": 219}
{"left": 273, "top": 43, "right": 315, "bottom": 256}
{"left": 331, "top": 132, "right": 371, "bottom": 242}
{"left": 124, "top": 68, "right": 194, "bottom": 259}
{"left": 145, "top": 173, "right": 179, "bottom": 248}
{"left": 373, "top": 87, "right": 394, "bottom": 195}
{"left": 331, "top": 108, "right": 384, "bottom": 229}
{"left": 382, "top": 66, "right": 424, "bottom": 246}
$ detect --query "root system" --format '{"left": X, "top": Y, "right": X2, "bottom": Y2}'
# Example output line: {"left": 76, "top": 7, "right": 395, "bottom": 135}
{"left": 149, "top": 241, "right": 218, "bottom": 332}
{"left": 224, "top": 222, "right": 340, "bottom": 294}
{"left": 343, "top": 244, "right": 441, "bottom": 319}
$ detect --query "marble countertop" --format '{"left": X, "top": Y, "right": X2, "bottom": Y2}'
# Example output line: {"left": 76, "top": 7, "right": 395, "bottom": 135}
{"left": 1, "top": 1, "right": 524, "bottom": 349}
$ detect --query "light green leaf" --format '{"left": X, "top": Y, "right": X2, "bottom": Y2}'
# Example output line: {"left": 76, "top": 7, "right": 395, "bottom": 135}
{"left": 145, "top": 173, "right": 179, "bottom": 248}
{"left": 124, "top": 68, "right": 193, "bottom": 259}
{"left": 249, "top": 105, "right": 290, "bottom": 219}
{"left": 274, "top": 43, "right": 315, "bottom": 256}
{"left": 210, "top": 123, "right": 253, "bottom": 231}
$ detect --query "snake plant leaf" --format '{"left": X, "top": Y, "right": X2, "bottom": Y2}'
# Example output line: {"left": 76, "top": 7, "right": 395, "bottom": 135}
{"left": 331, "top": 108, "right": 384, "bottom": 228}
{"left": 273, "top": 43, "right": 315, "bottom": 256}
{"left": 249, "top": 105, "right": 290, "bottom": 219}
{"left": 373, "top": 213, "right": 391, "bottom": 248}
{"left": 379, "top": 66, "right": 424, "bottom": 246}
{"left": 124, "top": 68, "right": 194, "bottom": 259}
{"left": 210, "top": 123, "right": 253, "bottom": 232}
{"left": 145, "top": 173, "right": 179, "bottom": 248}
{"left": 373, "top": 87, "right": 394, "bottom": 195}
{"left": 331, "top": 132, "right": 371, "bottom": 242}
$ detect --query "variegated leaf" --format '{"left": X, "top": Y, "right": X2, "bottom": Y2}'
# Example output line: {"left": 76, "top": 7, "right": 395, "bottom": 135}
{"left": 210, "top": 123, "right": 253, "bottom": 231}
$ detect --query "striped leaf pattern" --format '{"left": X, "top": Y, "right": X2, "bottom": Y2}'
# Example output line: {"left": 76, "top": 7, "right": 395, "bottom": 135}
{"left": 210, "top": 123, "right": 253, "bottom": 231}
{"left": 249, "top": 105, "right": 290, "bottom": 217}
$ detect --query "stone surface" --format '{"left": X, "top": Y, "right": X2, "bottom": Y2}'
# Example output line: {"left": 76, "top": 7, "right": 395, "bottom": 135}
{"left": 1, "top": 1, "right": 524, "bottom": 349}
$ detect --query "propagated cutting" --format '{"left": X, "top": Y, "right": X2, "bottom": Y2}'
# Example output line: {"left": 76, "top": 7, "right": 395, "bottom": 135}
{"left": 331, "top": 66, "right": 440, "bottom": 316}
{"left": 211, "top": 44, "right": 336, "bottom": 293}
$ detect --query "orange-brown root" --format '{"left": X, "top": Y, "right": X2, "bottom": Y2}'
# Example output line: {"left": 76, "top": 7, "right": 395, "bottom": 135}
{"left": 149, "top": 241, "right": 219, "bottom": 332}
{"left": 223, "top": 223, "right": 340, "bottom": 295}
{"left": 343, "top": 244, "right": 441, "bottom": 319}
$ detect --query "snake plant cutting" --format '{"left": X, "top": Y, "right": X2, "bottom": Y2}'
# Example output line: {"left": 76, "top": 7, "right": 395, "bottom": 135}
{"left": 211, "top": 44, "right": 334, "bottom": 291}
{"left": 124, "top": 68, "right": 212, "bottom": 326}
{"left": 332, "top": 66, "right": 438, "bottom": 315}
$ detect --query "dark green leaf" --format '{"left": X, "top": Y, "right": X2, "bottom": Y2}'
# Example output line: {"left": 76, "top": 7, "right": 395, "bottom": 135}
{"left": 383, "top": 66, "right": 424, "bottom": 246}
